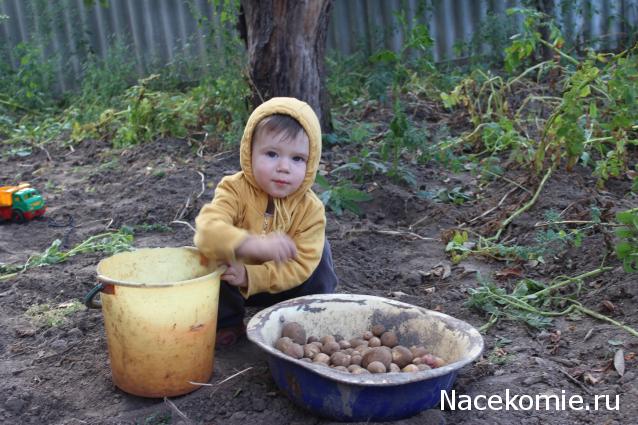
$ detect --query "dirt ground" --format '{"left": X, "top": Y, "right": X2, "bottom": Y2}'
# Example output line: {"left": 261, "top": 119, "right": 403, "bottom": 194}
{"left": 1, "top": 136, "right": 637, "bottom": 424}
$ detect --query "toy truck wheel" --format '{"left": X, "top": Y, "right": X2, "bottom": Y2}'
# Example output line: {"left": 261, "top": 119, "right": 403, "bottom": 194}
{"left": 12, "top": 210, "right": 25, "bottom": 223}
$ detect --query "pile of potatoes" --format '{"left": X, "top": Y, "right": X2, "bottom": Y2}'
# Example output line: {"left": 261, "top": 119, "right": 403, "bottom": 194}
{"left": 274, "top": 322, "right": 446, "bottom": 374}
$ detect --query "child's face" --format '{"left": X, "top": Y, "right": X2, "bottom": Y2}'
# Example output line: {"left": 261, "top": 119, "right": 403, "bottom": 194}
{"left": 251, "top": 128, "right": 309, "bottom": 198}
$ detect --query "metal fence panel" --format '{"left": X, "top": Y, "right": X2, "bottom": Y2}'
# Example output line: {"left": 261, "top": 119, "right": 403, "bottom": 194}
{"left": 1, "top": 0, "right": 636, "bottom": 91}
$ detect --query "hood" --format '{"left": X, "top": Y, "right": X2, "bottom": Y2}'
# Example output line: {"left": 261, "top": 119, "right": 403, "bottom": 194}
{"left": 239, "top": 97, "right": 322, "bottom": 200}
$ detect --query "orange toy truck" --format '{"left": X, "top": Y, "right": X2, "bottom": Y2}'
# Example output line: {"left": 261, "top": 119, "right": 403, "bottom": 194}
{"left": 0, "top": 183, "right": 46, "bottom": 222}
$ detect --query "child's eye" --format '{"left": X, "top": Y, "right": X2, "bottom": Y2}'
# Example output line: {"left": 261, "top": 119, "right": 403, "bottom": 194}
{"left": 266, "top": 151, "right": 277, "bottom": 158}
{"left": 293, "top": 156, "right": 306, "bottom": 162}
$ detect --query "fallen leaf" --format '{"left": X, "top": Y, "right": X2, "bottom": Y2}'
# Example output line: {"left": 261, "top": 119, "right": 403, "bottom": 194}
{"left": 601, "top": 300, "right": 616, "bottom": 313}
{"left": 419, "top": 262, "right": 451, "bottom": 280}
{"left": 583, "top": 372, "right": 600, "bottom": 385}
{"left": 614, "top": 349, "right": 625, "bottom": 377}
{"left": 495, "top": 267, "right": 524, "bottom": 280}
{"left": 14, "top": 327, "right": 36, "bottom": 338}
{"left": 583, "top": 328, "right": 594, "bottom": 341}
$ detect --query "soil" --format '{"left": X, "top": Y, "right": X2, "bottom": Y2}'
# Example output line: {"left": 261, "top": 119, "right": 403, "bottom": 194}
{"left": 1, "top": 136, "right": 637, "bottom": 425}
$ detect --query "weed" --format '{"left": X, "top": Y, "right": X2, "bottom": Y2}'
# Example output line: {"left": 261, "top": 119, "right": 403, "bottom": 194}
{"left": 315, "top": 175, "right": 372, "bottom": 216}
{"left": 467, "top": 267, "right": 638, "bottom": 335}
{"left": 72, "top": 41, "right": 138, "bottom": 122}
{"left": 487, "top": 337, "right": 514, "bottom": 365}
{"left": 615, "top": 208, "right": 638, "bottom": 272}
{"left": 0, "top": 229, "right": 134, "bottom": 281}
{"left": 26, "top": 299, "right": 85, "bottom": 328}
{"left": 0, "top": 42, "right": 57, "bottom": 110}
{"left": 331, "top": 149, "right": 388, "bottom": 183}
{"left": 134, "top": 223, "right": 173, "bottom": 233}
{"left": 418, "top": 186, "right": 473, "bottom": 205}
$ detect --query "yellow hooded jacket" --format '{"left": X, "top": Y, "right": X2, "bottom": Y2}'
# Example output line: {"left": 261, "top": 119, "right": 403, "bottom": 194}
{"left": 194, "top": 97, "right": 325, "bottom": 298}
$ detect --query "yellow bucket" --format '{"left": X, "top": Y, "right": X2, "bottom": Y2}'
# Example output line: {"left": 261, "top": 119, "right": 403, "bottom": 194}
{"left": 84, "top": 247, "right": 223, "bottom": 398}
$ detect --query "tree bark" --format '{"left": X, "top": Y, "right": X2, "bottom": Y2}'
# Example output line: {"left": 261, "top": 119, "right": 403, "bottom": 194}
{"left": 239, "top": 0, "right": 333, "bottom": 132}
{"left": 534, "top": 0, "right": 555, "bottom": 62}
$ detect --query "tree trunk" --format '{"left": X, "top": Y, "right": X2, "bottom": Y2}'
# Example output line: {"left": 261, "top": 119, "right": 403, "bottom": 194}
{"left": 239, "top": 0, "right": 333, "bottom": 132}
{"left": 534, "top": 0, "right": 555, "bottom": 62}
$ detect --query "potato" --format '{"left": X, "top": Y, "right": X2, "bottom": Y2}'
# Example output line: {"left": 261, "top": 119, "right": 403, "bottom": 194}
{"left": 307, "top": 336, "right": 319, "bottom": 344}
{"left": 368, "top": 337, "right": 381, "bottom": 347}
{"left": 282, "top": 322, "right": 306, "bottom": 345}
{"left": 330, "top": 351, "right": 351, "bottom": 367}
{"left": 351, "top": 367, "right": 370, "bottom": 375}
{"left": 371, "top": 324, "right": 386, "bottom": 337}
{"left": 275, "top": 337, "right": 293, "bottom": 352}
{"left": 333, "top": 365, "right": 348, "bottom": 372}
{"left": 350, "top": 354, "right": 362, "bottom": 366}
{"left": 391, "top": 345, "right": 414, "bottom": 368}
{"left": 410, "top": 345, "right": 428, "bottom": 358}
{"left": 321, "top": 341, "right": 341, "bottom": 355}
{"left": 367, "top": 361, "right": 387, "bottom": 373}
{"left": 300, "top": 357, "right": 312, "bottom": 363}
{"left": 347, "top": 364, "right": 363, "bottom": 373}
{"left": 401, "top": 364, "right": 419, "bottom": 373}
{"left": 320, "top": 335, "right": 336, "bottom": 345}
{"left": 417, "top": 364, "right": 432, "bottom": 371}
{"left": 380, "top": 331, "right": 398, "bottom": 348}
{"left": 313, "top": 352, "right": 330, "bottom": 364}
{"left": 303, "top": 343, "right": 321, "bottom": 359}
{"left": 354, "top": 344, "right": 370, "bottom": 356}
{"left": 282, "top": 342, "right": 303, "bottom": 359}
{"left": 344, "top": 348, "right": 354, "bottom": 355}
{"left": 422, "top": 354, "right": 446, "bottom": 368}
{"left": 349, "top": 337, "right": 366, "bottom": 347}
{"left": 362, "top": 331, "right": 373, "bottom": 340}
{"left": 361, "top": 346, "right": 392, "bottom": 369}
{"left": 389, "top": 363, "right": 401, "bottom": 373}
{"left": 338, "top": 339, "right": 351, "bottom": 349}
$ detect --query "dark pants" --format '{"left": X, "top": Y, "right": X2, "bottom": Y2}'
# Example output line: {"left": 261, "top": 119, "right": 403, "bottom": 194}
{"left": 217, "top": 239, "right": 338, "bottom": 328}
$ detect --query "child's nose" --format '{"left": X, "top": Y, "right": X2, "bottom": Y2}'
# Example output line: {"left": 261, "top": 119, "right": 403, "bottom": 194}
{"left": 277, "top": 158, "right": 290, "bottom": 172}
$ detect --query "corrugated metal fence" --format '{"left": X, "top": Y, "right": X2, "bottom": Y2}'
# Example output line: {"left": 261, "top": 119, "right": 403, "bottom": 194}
{"left": 1, "top": 0, "right": 637, "bottom": 91}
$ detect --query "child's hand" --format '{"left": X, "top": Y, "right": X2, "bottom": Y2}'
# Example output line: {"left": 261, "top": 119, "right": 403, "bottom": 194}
{"left": 236, "top": 233, "right": 297, "bottom": 264}
{"left": 221, "top": 262, "right": 248, "bottom": 288}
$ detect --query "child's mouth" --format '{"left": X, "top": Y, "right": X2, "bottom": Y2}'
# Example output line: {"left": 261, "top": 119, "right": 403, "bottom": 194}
{"left": 273, "top": 180, "right": 289, "bottom": 185}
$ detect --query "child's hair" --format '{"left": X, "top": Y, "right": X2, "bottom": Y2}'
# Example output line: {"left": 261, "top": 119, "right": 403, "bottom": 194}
{"left": 252, "top": 114, "right": 308, "bottom": 233}
{"left": 253, "top": 114, "right": 304, "bottom": 143}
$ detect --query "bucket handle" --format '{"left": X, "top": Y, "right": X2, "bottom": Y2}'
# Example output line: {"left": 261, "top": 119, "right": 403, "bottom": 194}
{"left": 83, "top": 283, "right": 105, "bottom": 309}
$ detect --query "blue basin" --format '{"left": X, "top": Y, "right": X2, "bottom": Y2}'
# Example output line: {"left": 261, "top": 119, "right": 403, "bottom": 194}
{"left": 246, "top": 294, "right": 484, "bottom": 422}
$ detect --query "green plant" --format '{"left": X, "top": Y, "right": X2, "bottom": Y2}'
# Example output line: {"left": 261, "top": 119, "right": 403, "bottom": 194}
{"left": 331, "top": 149, "right": 388, "bottom": 183}
{"left": 134, "top": 223, "right": 173, "bottom": 233}
{"left": 26, "top": 299, "right": 85, "bottom": 328}
{"left": 0, "top": 42, "right": 57, "bottom": 110}
{"left": 315, "top": 175, "right": 372, "bottom": 216}
{"left": 487, "top": 337, "right": 514, "bottom": 365}
{"left": 467, "top": 267, "right": 638, "bottom": 337}
{"left": 418, "top": 186, "right": 473, "bottom": 205}
{"left": 72, "top": 41, "right": 138, "bottom": 122}
{"left": 0, "top": 229, "right": 134, "bottom": 280}
{"left": 379, "top": 100, "right": 427, "bottom": 185}
{"left": 504, "top": 7, "right": 565, "bottom": 73}
{"left": 326, "top": 51, "right": 369, "bottom": 106}
{"left": 615, "top": 208, "right": 638, "bottom": 272}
